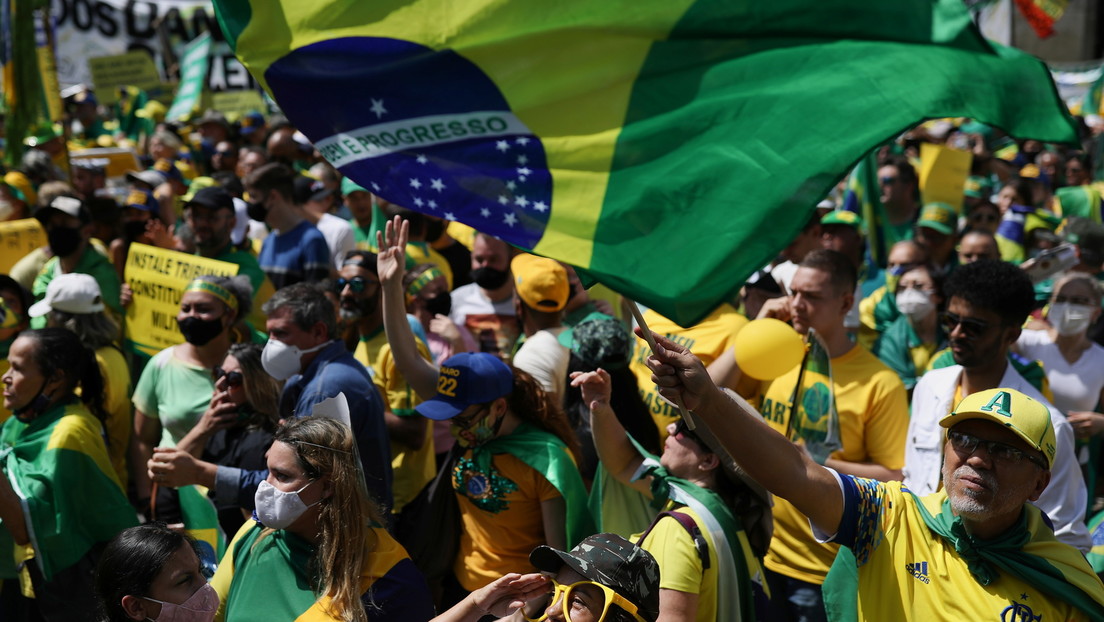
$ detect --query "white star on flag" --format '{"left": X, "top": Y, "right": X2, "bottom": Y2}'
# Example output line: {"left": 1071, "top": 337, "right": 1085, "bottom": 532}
{"left": 495, "top": 140, "right": 510, "bottom": 152}
{"left": 480, "top": 208, "right": 491, "bottom": 217}
{"left": 506, "top": 180, "right": 517, "bottom": 191}
{"left": 533, "top": 201, "right": 548, "bottom": 213}
{"left": 430, "top": 179, "right": 446, "bottom": 192}
{"left": 504, "top": 212, "right": 518, "bottom": 226}
{"left": 370, "top": 99, "right": 387, "bottom": 118}
{"left": 413, "top": 197, "right": 424, "bottom": 207}
{"left": 517, "top": 155, "right": 528, "bottom": 165}
{"left": 444, "top": 212, "right": 456, "bottom": 221}
{"left": 409, "top": 178, "right": 422, "bottom": 189}
{"left": 516, "top": 137, "right": 530, "bottom": 146}
{"left": 515, "top": 196, "right": 529, "bottom": 208}
{"left": 428, "top": 200, "right": 437, "bottom": 209}
{"left": 371, "top": 182, "right": 380, "bottom": 191}
{"left": 498, "top": 195, "right": 509, "bottom": 205}
{"left": 416, "top": 154, "right": 428, "bottom": 164}
{"left": 517, "top": 167, "right": 532, "bottom": 177}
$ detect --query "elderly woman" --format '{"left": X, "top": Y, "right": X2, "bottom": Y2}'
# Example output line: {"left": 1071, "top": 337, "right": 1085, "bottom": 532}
{"left": 130, "top": 275, "right": 252, "bottom": 517}
{"left": 0, "top": 328, "right": 137, "bottom": 620}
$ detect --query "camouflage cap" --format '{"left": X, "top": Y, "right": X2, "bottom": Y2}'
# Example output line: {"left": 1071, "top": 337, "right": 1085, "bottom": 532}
{"left": 530, "top": 533, "right": 660, "bottom": 622}
{"left": 558, "top": 313, "right": 632, "bottom": 370}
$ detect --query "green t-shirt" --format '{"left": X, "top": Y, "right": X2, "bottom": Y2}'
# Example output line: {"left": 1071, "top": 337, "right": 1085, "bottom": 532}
{"left": 31, "top": 245, "right": 121, "bottom": 329}
{"left": 131, "top": 346, "right": 214, "bottom": 446}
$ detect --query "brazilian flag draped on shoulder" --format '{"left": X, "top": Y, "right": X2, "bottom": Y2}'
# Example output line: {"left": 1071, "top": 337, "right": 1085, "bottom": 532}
{"left": 212, "top": 0, "right": 1076, "bottom": 326}
{"left": 0, "top": 400, "right": 137, "bottom": 582}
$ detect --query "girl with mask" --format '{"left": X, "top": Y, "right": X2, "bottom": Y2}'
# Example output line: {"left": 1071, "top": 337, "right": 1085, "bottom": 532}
{"left": 210, "top": 416, "right": 436, "bottom": 622}
{"left": 1015, "top": 274, "right": 1104, "bottom": 441}
{"left": 168, "top": 343, "right": 280, "bottom": 536}
{"left": 131, "top": 275, "right": 252, "bottom": 520}
{"left": 872, "top": 264, "right": 946, "bottom": 393}
{"left": 95, "top": 523, "right": 219, "bottom": 622}
{"left": 378, "top": 217, "right": 592, "bottom": 608}
{"left": 0, "top": 328, "right": 137, "bottom": 620}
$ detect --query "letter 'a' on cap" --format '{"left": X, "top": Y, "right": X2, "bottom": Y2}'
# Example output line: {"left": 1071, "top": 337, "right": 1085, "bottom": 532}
{"left": 939, "top": 388, "right": 1056, "bottom": 468}
{"left": 415, "top": 352, "right": 514, "bottom": 420}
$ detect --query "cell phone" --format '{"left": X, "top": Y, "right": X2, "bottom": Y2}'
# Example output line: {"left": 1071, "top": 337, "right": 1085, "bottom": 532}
{"left": 1022, "top": 244, "right": 1078, "bottom": 284}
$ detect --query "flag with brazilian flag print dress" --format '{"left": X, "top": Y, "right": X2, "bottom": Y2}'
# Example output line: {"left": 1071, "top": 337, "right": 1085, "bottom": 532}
{"left": 212, "top": 0, "right": 1077, "bottom": 327}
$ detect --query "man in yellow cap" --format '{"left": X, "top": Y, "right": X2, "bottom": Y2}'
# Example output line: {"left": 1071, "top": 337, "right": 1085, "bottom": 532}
{"left": 511, "top": 253, "right": 570, "bottom": 400}
{"left": 639, "top": 329, "right": 1104, "bottom": 620}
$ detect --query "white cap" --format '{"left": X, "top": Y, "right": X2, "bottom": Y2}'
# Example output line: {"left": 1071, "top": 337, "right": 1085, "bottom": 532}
{"left": 231, "top": 197, "right": 249, "bottom": 246}
{"left": 28, "top": 273, "right": 105, "bottom": 317}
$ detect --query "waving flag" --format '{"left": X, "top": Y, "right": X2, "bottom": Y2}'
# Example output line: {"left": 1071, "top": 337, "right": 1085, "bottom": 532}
{"left": 213, "top": 0, "right": 1076, "bottom": 326}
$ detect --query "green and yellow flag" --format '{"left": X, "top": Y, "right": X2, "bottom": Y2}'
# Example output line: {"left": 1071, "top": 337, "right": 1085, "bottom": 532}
{"left": 785, "top": 330, "right": 842, "bottom": 465}
{"left": 0, "top": 400, "right": 137, "bottom": 581}
{"left": 213, "top": 0, "right": 1077, "bottom": 325}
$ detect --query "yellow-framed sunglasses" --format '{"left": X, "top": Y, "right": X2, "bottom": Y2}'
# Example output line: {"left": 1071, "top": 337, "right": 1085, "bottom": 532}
{"left": 523, "top": 578, "right": 648, "bottom": 622}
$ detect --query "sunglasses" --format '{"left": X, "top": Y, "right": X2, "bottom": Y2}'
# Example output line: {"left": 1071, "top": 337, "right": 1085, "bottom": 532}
{"left": 335, "top": 276, "right": 377, "bottom": 294}
{"left": 213, "top": 367, "right": 244, "bottom": 388}
{"left": 879, "top": 175, "right": 899, "bottom": 185}
{"left": 214, "top": 150, "right": 236, "bottom": 157}
{"left": 524, "top": 579, "right": 647, "bottom": 622}
{"left": 451, "top": 405, "right": 489, "bottom": 431}
{"left": 672, "top": 418, "right": 704, "bottom": 446}
{"left": 947, "top": 430, "right": 1046, "bottom": 470}
{"left": 940, "top": 311, "right": 992, "bottom": 340}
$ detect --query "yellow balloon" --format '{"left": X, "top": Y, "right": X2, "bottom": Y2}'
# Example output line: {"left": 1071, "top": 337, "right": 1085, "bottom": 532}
{"left": 733, "top": 318, "right": 805, "bottom": 380}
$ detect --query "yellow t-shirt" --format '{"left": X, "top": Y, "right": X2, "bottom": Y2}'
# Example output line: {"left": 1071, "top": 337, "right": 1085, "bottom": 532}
{"left": 634, "top": 504, "right": 718, "bottom": 622}
{"left": 95, "top": 346, "right": 132, "bottom": 490}
{"left": 353, "top": 329, "right": 434, "bottom": 514}
{"left": 757, "top": 344, "right": 909, "bottom": 584}
{"left": 453, "top": 451, "right": 560, "bottom": 591}
{"left": 629, "top": 305, "right": 748, "bottom": 441}
{"left": 836, "top": 477, "right": 1099, "bottom": 621}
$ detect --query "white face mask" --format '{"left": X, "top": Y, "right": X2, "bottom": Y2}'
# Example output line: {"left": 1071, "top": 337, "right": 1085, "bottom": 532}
{"left": 1049, "top": 302, "right": 1096, "bottom": 336}
{"left": 261, "top": 338, "right": 330, "bottom": 381}
{"left": 254, "top": 479, "right": 321, "bottom": 529}
{"left": 142, "top": 582, "right": 219, "bottom": 622}
{"left": 896, "top": 288, "right": 935, "bottom": 322}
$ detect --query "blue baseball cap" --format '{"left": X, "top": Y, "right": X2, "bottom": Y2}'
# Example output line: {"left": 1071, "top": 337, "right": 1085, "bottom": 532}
{"left": 415, "top": 352, "right": 513, "bottom": 420}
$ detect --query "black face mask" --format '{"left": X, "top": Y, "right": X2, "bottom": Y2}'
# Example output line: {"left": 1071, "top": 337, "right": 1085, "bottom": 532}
{"left": 424, "top": 219, "right": 447, "bottom": 243}
{"left": 123, "top": 220, "right": 149, "bottom": 241}
{"left": 14, "top": 378, "right": 52, "bottom": 421}
{"left": 246, "top": 199, "right": 268, "bottom": 222}
{"left": 177, "top": 315, "right": 225, "bottom": 346}
{"left": 47, "top": 226, "right": 83, "bottom": 257}
{"left": 424, "top": 291, "right": 452, "bottom": 316}
{"left": 471, "top": 266, "right": 509, "bottom": 290}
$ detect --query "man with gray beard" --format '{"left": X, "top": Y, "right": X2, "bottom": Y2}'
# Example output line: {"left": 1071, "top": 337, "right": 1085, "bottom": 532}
{"left": 340, "top": 251, "right": 435, "bottom": 518}
{"left": 903, "top": 259, "right": 1090, "bottom": 551}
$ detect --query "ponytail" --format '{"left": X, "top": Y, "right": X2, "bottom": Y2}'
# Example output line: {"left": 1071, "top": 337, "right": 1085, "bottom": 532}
{"left": 21, "top": 327, "right": 107, "bottom": 422}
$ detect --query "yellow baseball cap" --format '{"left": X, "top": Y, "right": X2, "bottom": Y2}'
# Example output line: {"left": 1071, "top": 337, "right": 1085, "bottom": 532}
{"left": 512, "top": 253, "right": 569, "bottom": 312}
{"left": 940, "top": 388, "right": 1056, "bottom": 467}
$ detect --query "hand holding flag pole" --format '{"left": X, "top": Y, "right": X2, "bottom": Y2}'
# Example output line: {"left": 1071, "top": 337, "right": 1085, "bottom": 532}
{"left": 628, "top": 302, "right": 696, "bottom": 430}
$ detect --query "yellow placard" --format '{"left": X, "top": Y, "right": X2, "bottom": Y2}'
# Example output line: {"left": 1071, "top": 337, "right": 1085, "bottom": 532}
{"left": 0, "top": 219, "right": 46, "bottom": 274}
{"left": 124, "top": 243, "right": 239, "bottom": 356}
{"left": 70, "top": 148, "right": 141, "bottom": 179}
{"left": 919, "top": 142, "right": 973, "bottom": 212}
{"left": 88, "top": 51, "right": 164, "bottom": 105}
{"left": 208, "top": 90, "right": 266, "bottom": 122}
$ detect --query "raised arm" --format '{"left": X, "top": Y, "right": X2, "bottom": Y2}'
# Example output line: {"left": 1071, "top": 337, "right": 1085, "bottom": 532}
{"left": 378, "top": 216, "right": 439, "bottom": 400}
{"left": 643, "top": 329, "right": 844, "bottom": 535}
{"left": 570, "top": 369, "right": 651, "bottom": 498}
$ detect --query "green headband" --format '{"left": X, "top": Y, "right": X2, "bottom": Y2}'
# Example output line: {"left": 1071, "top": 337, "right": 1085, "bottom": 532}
{"left": 407, "top": 266, "right": 445, "bottom": 298}
{"left": 185, "top": 279, "right": 238, "bottom": 311}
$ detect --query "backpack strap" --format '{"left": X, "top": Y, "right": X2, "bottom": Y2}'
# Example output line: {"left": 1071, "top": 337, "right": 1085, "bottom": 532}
{"left": 636, "top": 508, "right": 711, "bottom": 570}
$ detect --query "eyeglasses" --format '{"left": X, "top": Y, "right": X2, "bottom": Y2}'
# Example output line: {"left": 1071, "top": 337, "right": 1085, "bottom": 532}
{"left": 335, "top": 276, "right": 377, "bottom": 294}
{"left": 451, "top": 405, "right": 489, "bottom": 431}
{"left": 947, "top": 430, "right": 1047, "bottom": 470}
{"left": 213, "top": 367, "right": 244, "bottom": 388}
{"left": 524, "top": 579, "right": 647, "bottom": 622}
{"left": 672, "top": 418, "right": 704, "bottom": 446}
{"left": 940, "top": 311, "right": 992, "bottom": 340}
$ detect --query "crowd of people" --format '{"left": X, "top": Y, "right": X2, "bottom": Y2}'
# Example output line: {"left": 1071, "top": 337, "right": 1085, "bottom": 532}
{"left": 1, "top": 88, "right": 1104, "bottom": 622}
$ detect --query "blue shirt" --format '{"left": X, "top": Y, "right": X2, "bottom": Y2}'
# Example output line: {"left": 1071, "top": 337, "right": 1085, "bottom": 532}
{"left": 257, "top": 220, "right": 331, "bottom": 289}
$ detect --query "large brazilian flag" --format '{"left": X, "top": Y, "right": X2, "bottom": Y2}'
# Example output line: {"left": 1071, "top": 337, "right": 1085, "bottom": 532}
{"left": 212, "top": 0, "right": 1076, "bottom": 326}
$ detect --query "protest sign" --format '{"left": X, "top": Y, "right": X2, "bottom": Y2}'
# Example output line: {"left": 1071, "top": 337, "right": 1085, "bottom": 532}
{"left": 124, "top": 242, "right": 238, "bottom": 356}
{"left": 88, "top": 50, "right": 165, "bottom": 104}
{"left": 919, "top": 142, "right": 974, "bottom": 212}
{"left": 167, "top": 32, "right": 213, "bottom": 121}
{"left": 0, "top": 219, "right": 46, "bottom": 274}
{"left": 210, "top": 90, "right": 265, "bottom": 121}
{"left": 70, "top": 147, "right": 142, "bottom": 179}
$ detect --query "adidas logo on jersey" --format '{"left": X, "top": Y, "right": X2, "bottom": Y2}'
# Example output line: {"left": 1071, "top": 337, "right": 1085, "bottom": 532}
{"left": 905, "top": 561, "right": 930, "bottom": 584}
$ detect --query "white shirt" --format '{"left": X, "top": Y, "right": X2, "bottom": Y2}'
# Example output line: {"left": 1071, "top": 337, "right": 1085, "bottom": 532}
{"left": 315, "top": 212, "right": 356, "bottom": 270}
{"left": 513, "top": 328, "right": 569, "bottom": 400}
{"left": 903, "top": 364, "right": 1090, "bottom": 551}
{"left": 1017, "top": 329, "right": 1104, "bottom": 414}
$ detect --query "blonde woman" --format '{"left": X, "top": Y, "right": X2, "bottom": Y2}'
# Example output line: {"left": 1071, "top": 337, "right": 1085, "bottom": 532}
{"left": 211, "top": 416, "right": 435, "bottom": 621}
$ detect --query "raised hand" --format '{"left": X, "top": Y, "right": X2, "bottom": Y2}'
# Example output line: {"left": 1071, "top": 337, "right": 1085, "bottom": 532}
{"left": 570, "top": 369, "right": 613, "bottom": 411}
{"left": 376, "top": 215, "right": 409, "bottom": 288}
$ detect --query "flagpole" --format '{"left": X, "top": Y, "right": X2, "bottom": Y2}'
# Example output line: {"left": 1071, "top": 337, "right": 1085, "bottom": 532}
{"left": 628, "top": 302, "right": 696, "bottom": 430}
